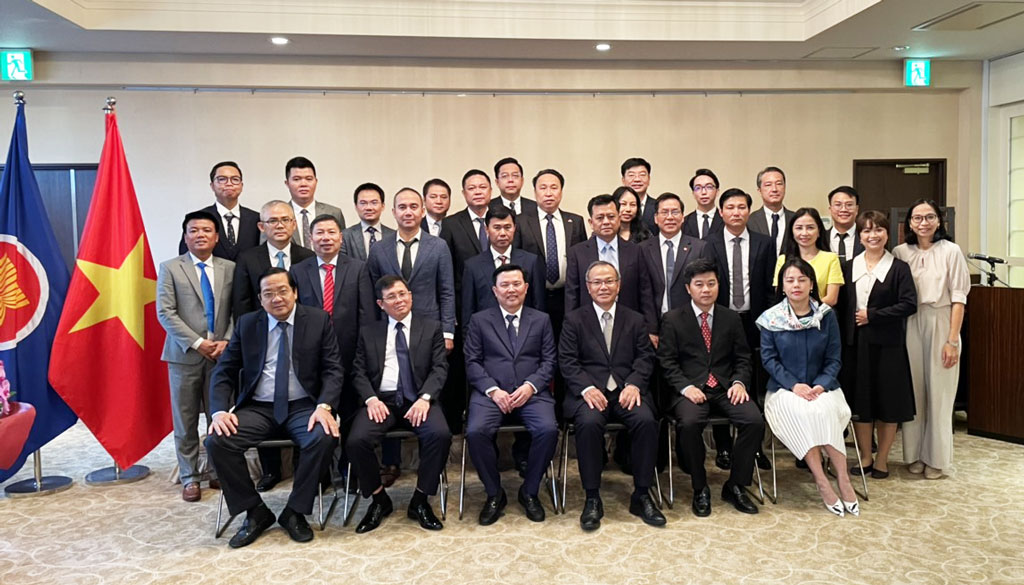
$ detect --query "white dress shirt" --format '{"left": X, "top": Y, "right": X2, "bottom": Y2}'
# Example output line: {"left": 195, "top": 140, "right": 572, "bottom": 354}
{"left": 188, "top": 252, "right": 216, "bottom": 348}
{"left": 485, "top": 306, "right": 536, "bottom": 396}
{"left": 291, "top": 200, "right": 317, "bottom": 247}
{"left": 540, "top": 209, "right": 567, "bottom": 289}
{"left": 596, "top": 235, "right": 620, "bottom": 271}
{"left": 316, "top": 255, "right": 337, "bottom": 296}
{"left": 724, "top": 229, "right": 751, "bottom": 312}
{"left": 851, "top": 251, "right": 894, "bottom": 311}
{"left": 696, "top": 209, "right": 720, "bottom": 239}
{"left": 361, "top": 220, "right": 383, "bottom": 254}
{"left": 581, "top": 302, "right": 618, "bottom": 397}
{"left": 395, "top": 229, "right": 422, "bottom": 268}
{"left": 659, "top": 232, "right": 682, "bottom": 314}
{"left": 426, "top": 216, "right": 443, "bottom": 237}
{"left": 377, "top": 313, "right": 414, "bottom": 400}
{"left": 491, "top": 245, "right": 512, "bottom": 268}
{"left": 829, "top": 227, "right": 855, "bottom": 257}
{"left": 266, "top": 242, "right": 292, "bottom": 269}
{"left": 761, "top": 207, "right": 785, "bottom": 254}
{"left": 214, "top": 201, "right": 239, "bottom": 241}
{"left": 253, "top": 307, "right": 306, "bottom": 403}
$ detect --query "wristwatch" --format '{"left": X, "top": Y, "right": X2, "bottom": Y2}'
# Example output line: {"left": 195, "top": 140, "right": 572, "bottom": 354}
{"left": 316, "top": 403, "right": 333, "bottom": 413}
{"left": 420, "top": 394, "right": 432, "bottom": 403}
{"left": 945, "top": 340, "right": 960, "bottom": 349}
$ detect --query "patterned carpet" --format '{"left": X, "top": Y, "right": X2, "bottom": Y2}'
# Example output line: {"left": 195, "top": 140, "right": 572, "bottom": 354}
{"left": 2, "top": 420, "right": 1022, "bottom": 585}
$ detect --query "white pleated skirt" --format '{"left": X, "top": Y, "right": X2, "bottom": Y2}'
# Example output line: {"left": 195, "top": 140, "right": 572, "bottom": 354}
{"left": 764, "top": 388, "right": 851, "bottom": 459}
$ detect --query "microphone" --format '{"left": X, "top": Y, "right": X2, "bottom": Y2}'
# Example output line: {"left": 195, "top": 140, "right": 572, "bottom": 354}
{"left": 968, "top": 253, "right": 1006, "bottom": 264}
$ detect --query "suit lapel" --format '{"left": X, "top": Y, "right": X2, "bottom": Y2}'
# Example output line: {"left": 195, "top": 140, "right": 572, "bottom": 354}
{"left": 177, "top": 255, "right": 203, "bottom": 299}
{"left": 584, "top": 309, "right": 610, "bottom": 360}
{"left": 409, "top": 236, "right": 430, "bottom": 280}
{"left": 304, "top": 261, "right": 324, "bottom": 307}
{"left": 381, "top": 237, "right": 402, "bottom": 276}
{"left": 350, "top": 227, "right": 367, "bottom": 260}
{"left": 492, "top": 310, "right": 515, "bottom": 355}
{"left": 514, "top": 310, "right": 532, "bottom": 355}
{"left": 459, "top": 211, "right": 482, "bottom": 254}
{"left": 671, "top": 241, "right": 692, "bottom": 288}
{"left": 525, "top": 213, "right": 544, "bottom": 257}
{"left": 212, "top": 257, "right": 230, "bottom": 319}
{"left": 647, "top": 242, "right": 666, "bottom": 290}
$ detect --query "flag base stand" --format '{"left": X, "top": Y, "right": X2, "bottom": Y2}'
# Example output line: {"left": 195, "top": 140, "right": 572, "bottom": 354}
{"left": 4, "top": 451, "right": 74, "bottom": 498}
{"left": 85, "top": 462, "right": 149, "bottom": 485}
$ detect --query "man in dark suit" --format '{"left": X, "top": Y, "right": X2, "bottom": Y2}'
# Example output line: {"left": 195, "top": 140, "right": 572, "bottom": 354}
{"left": 462, "top": 206, "right": 545, "bottom": 327}
{"left": 516, "top": 168, "right": 587, "bottom": 340}
{"left": 440, "top": 169, "right": 493, "bottom": 297}
{"left": 559, "top": 261, "right": 664, "bottom": 530}
{"left": 682, "top": 168, "right": 725, "bottom": 240}
{"left": 464, "top": 264, "right": 559, "bottom": 525}
{"left": 284, "top": 156, "right": 346, "bottom": 248}
{"left": 638, "top": 192, "right": 709, "bottom": 343}
{"left": 340, "top": 182, "right": 396, "bottom": 261}
{"left": 621, "top": 157, "right": 657, "bottom": 235}
{"left": 232, "top": 200, "right": 315, "bottom": 490}
{"left": 826, "top": 186, "right": 864, "bottom": 263}
{"left": 346, "top": 276, "right": 452, "bottom": 533}
{"left": 178, "top": 161, "right": 260, "bottom": 261}
{"left": 657, "top": 258, "right": 764, "bottom": 518}
{"left": 205, "top": 268, "right": 343, "bottom": 548}
{"left": 421, "top": 178, "right": 451, "bottom": 238}
{"left": 489, "top": 156, "right": 538, "bottom": 216}
{"left": 747, "top": 166, "right": 795, "bottom": 255}
{"left": 566, "top": 194, "right": 647, "bottom": 313}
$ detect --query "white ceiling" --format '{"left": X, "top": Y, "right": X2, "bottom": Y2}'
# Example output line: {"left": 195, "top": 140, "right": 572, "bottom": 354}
{"left": 1, "top": 0, "right": 1022, "bottom": 62}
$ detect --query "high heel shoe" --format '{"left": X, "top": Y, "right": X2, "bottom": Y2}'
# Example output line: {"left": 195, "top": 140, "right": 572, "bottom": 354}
{"left": 843, "top": 500, "right": 860, "bottom": 516}
{"left": 825, "top": 499, "right": 844, "bottom": 517}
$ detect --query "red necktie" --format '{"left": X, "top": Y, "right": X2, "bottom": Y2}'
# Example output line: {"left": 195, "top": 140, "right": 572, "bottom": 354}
{"left": 701, "top": 312, "right": 717, "bottom": 388}
{"left": 322, "top": 264, "right": 335, "bottom": 316}
{"left": 498, "top": 255, "right": 508, "bottom": 265}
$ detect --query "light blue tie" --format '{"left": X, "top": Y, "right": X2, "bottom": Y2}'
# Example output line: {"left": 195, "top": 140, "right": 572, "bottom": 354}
{"left": 602, "top": 243, "right": 618, "bottom": 270}
{"left": 275, "top": 250, "right": 286, "bottom": 269}
{"left": 197, "top": 262, "right": 215, "bottom": 335}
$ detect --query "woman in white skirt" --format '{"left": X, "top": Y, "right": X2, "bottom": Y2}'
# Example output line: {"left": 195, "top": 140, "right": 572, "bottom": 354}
{"left": 757, "top": 257, "right": 858, "bottom": 517}
{"left": 893, "top": 199, "right": 970, "bottom": 480}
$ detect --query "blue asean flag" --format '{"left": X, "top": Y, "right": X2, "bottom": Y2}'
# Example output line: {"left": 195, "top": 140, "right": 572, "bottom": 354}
{"left": 0, "top": 102, "right": 77, "bottom": 483}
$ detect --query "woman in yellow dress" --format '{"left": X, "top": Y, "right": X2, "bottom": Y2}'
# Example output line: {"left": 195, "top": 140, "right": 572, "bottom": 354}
{"left": 772, "top": 208, "right": 844, "bottom": 306}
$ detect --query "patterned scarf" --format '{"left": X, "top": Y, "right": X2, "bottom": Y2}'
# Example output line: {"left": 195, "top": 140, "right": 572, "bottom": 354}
{"left": 755, "top": 298, "right": 832, "bottom": 332}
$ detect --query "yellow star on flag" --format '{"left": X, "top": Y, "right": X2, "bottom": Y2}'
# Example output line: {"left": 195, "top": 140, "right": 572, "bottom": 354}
{"left": 69, "top": 234, "right": 156, "bottom": 348}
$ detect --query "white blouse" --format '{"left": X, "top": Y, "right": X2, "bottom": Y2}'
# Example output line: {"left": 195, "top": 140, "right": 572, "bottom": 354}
{"left": 892, "top": 239, "right": 970, "bottom": 308}
{"left": 851, "top": 251, "right": 894, "bottom": 311}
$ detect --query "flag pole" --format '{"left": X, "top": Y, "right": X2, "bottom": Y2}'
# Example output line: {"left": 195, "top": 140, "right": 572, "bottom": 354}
{"left": 81, "top": 96, "right": 150, "bottom": 487}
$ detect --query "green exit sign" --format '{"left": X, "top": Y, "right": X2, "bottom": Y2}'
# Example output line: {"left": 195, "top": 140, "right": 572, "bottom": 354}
{"left": 2, "top": 49, "right": 34, "bottom": 81}
{"left": 904, "top": 59, "right": 930, "bottom": 87}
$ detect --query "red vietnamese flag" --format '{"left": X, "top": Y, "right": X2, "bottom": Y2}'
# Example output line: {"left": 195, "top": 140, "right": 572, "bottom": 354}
{"left": 49, "top": 109, "right": 171, "bottom": 468}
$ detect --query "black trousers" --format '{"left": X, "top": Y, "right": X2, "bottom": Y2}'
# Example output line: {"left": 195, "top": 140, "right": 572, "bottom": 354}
{"left": 569, "top": 393, "right": 658, "bottom": 492}
{"left": 205, "top": 399, "right": 336, "bottom": 516}
{"left": 673, "top": 388, "right": 764, "bottom": 491}
{"left": 345, "top": 401, "right": 452, "bottom": 498}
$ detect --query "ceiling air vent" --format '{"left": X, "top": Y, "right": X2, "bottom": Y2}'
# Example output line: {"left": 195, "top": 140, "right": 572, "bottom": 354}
{"left": 914, "top": 2, "right": 1024, "bottom": 31}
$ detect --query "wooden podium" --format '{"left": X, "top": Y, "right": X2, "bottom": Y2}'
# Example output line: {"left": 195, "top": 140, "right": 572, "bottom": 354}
{"left": 966, "top": 285, "right": 1024, "bottom": 443}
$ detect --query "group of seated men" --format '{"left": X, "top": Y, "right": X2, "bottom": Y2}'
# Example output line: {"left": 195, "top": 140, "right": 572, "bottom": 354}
{"left": 157, "top": 154, "right": 854, "bottom": 547}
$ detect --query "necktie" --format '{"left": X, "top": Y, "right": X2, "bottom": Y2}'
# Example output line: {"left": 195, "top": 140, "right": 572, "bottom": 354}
{"left": 700, "top": 312, "right": 718, "bottom": 388}
{"left": 498, "top": 255, "right": 508, "bottom": 266}
{"left": 602, "top": 243, "right": 617, "bottom": 269}
{"left": 275, "top": 250, "right": 286, "bottom": 269}
{"left": 223, "top": 213, "right": 236, "bottom": 246}
{"left": 506, "top": 314, "right": 518, "bottom": 350}
{"left": 400, "top": 238, "right": 416, "bottom": 280}
{"left": 837, "top": 232, "right": 848, "bottom": 262}
{"left": 368, "top": 226, "right": 378, "bottom": 248}
{"left": 602, "top": 311, "right": 617, "bottom": 391}
{"left": 664, "top": 240, "right": 676, "bottom": 288}
{"left": 770, "top": 213, "right": 780, "bottom": 250}
{"left": 702, "top": 214, "right": 711, "bottom": 238}
{"left": 545, "top": 214, "right": 559, "bottom": 284}
{"left": 273, "top": 321, "right": 291, "bottom": 424}
{"left": 395, "top": 322, "right": 417, "bottom": 406}
{"left": 322, "top": 264, "right": 335, "bottom": 315}
{"left": 432, "top": 221, "right": 441, "bottom": 237}
{"left": 197, "top": 262, "right": 215, "bottom": 335}
{"left": 509, "top": 200, "right": 517, "bottom": 216}
{"left": 477, "top": 218, "right": 488, "bottom": 251}
{"left": 731, "top": 236, "right": 745, "bottom": 310}
{"left": 301, "top": 209, "right": 311, "bottom": 248}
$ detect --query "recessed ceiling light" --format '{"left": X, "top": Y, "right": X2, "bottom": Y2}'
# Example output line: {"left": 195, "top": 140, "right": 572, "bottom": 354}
{"left": 892, "top": 45, "right": 910, "bottom": 52}
{"left": 595, "top": 43, "right": 611, "bottom": 52}
{"left": 270, "top": 37, "right": 290, "bottom": 46}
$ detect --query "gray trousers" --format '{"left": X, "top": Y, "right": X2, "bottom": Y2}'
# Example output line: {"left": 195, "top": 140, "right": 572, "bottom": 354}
{"left": 167, "top": 360, "right": 215, "bottom": 484}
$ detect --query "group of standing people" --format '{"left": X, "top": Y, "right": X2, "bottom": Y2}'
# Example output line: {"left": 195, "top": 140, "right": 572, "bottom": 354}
{"left": 155, "top": 154, "right": 970, "bottom": 547}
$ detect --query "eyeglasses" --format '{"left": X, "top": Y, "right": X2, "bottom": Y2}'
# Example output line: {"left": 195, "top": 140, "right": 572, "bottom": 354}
{"left": 910, "top": 214, "right": 938, "bottom": 224}
{"left": 382, "top": 290, "right": 411, "bottom": 302}
{"left": 586, "top": 278, "right": 620, "bottom": 288}
{"left": 498, "top": 173, "right": 522, "bottom": 181}
{"left": 830, "top": 202, "right": 857, "bottom": 210}
{"left": 262, "top": 217, "right": 295, "bottom": 226}
{"left": 693, "top": 185, "right": 717, "bottom": 194}
{"left": 259, "top": 288, "right": 292, "bottom": 301}
{"left": 658, "top": 209, "right": 682, "bottom": 217}
{"left": 214, "top": 175, "right": 242, "bottom": 185}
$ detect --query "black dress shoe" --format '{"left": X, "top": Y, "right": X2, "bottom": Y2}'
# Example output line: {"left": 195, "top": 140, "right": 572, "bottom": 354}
{"left": 256, "top": 473, "right": 281, "bottom": 492}
{"left": 715, "top": 450, "right": 733, "bottom": 471}
{"left": 579, "top": 497, "right": 604, "bottom": 531}
{"left": 278, "top": 506, "right": 314, "bottom": 542}
{"left": 479, "top": 490, "right": 507, "bottom": 526}
{"left": 356, "top": 494, "right": 393, "bottom": 534}
{"left": 518, "top": 486, "right": 545, "bottom": 522}
{"left": 408, "top": 501, "right": 443, "bottom": 531}
{"left": 228, "top": 504, "right": 275, "bottom": 548}
{"left": 692, "top": 486, "right": 711, "bottom": 517}
{"left": 629, "top": 493, "right": 666, "bottom": 526}
{"left": 755, "top": 451, "right": 772, "bottom": 471}
{"left": 722, "top": 483, "right": 759, "bottom": 514}
{"left": 515, "top": 459, "right": 529, "bottom": 478}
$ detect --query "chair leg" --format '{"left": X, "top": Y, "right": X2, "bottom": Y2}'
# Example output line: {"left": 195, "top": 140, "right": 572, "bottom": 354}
{"left": 458, "top": 434, "right": 467, "bottom": 521}
{"left": 343, "top": 461, "right": 358, "bottom": 527}
{"left": 652, "top": 463, "right": 664, "bottom": 510}
{"left": 666, "top": 420, "right": 675, "bottom": 509}
{"left": 214, "top": 488, "right": 240, "bottom": 538}
{"left": 848, "top": 421, "right": 870, "bottom": 502}
{"left": 546, "top": 460, "right": 559, "bottom": 513}
{"left": 440, "top": 468, "right": 448, "bottom": 521}
{"left": 559, "top": 427, "right": 570, "bottom": 514}
{"left": 769, "top": 430, "right": 778, "bottom": 504}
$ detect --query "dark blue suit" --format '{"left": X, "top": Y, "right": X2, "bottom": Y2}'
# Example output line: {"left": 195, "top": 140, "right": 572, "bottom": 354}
{"left": 461, "top": 248, "right": 546, "bottom": 328}
{"left": 366, "top": 231, "right": 456, "bottom": 336}
{"left": 564, "top": 236, "right": 647, "bottom": 313}
{"left": 464, "top": 307, "right": 558, "bottom": 497}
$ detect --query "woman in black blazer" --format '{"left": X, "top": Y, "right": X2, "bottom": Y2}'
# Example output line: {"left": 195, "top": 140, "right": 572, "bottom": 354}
{"left": 839, "top": 211, "right": 918, "bottom": 479}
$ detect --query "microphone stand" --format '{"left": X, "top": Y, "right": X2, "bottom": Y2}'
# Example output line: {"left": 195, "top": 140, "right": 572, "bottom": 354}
{"left": 973, "top": 258, "right": 1010, "bottom": 287}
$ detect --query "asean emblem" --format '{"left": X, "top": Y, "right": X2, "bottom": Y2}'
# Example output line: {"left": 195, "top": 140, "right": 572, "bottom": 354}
{"left": 0, "top": 235, "right": 49, "bottom": 351}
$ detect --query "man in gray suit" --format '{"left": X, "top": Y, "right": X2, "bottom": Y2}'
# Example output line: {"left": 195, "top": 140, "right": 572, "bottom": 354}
{"left": 747, "top": 166, "right": 795, "bottom": 255}
{"left": 340, "top": 182, "right": 396, "bottom": 261}
{"left": 284, "top": 156, "right": 345, "bottom": 248}
{"left": 157, "top": 210, "right": 235, "bottom": 502}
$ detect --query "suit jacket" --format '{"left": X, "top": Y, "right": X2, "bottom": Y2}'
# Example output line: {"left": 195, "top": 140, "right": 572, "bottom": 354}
{"left": 351, "top": 317, "right": 448, "bottom": 404}
{"left": 232, "top": 243, "right": 315, "bottom": 319}
{"left": 827, "top": 227, "right": 865, "bottom": 262}
{"left": 488, "top": 195, "right": 538, "bottom": 215}
{"left": 638, "top": 234, "right": 710, "bottom": 334}
{"left": 639, "top": 195, "right": 659, "bottom": 235}
{"left": 177, "top": 204, "right": 260, "bottom": 261}
{"left": 464, "top": 307, "right": 556, "bottom": 401}
{"left": 290, "top": 254, "right": 376, "bottom": 372}
{"left": 759, "top": 307, "right": 842, "bottom": 392}
{"left": 747, "top": 207, "right": 795, "bottom": 245}
{"left": 558, "top": 304, "right": 654, "bottom": 400}
{"left": 290, "top": 201, "right": 346, "bottom": 247}
{"left": 339, "top": 223, "right": 396, "bottom": 261}
{"left": 209, "top": 304, "right": 345, "bottom": 414}
{"left": 366, "top": 232, "right": 456, "bottom": 335}
{"left": 682, "top": 209, "right": 725, "bottom": 240}
{"left": 516, "top": 208, "right": 588, "bottom": 285}
{"left": 657, "top": 305, "right": 752, "bottom": 408}
{"left": 439, "top": 208, "right": 488, "bottom": 295}
{"left": 565, "top": 236, "right": 647, "bottom": 313}
{"left": 707, "top": 230, "right": 777, "bottom": 319}
{"left": 461, "top": 248, "right": 545, "bottom": 327}
{"left": 157, "top": 254, "right": 235, "bottom": 365}
{"left": 839, "top": 257, "right": 917, "bottom": 347}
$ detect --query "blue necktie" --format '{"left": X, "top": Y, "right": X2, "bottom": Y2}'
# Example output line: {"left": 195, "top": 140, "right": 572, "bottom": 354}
{"left": 665, "top": 240, "right": 676, "bottom": 288}
{"left": 545, "top": 214, "right": 559, "bottom": 284}
{"left": 275, "top": 250, "right": 286, "bottom": 269}
{"left": 395, "top": 322, "right": 418, "bottom": 406}
{"left": 477, "top": 218, "right": 488, "bottom": 251}
{"left": 273, "top": 321, "right": 290, "bottom": 424}
{"left": 506, "top": 314, "right": 518, "bottom": 351}
{"left": 197, "top": 262, "right": 215, "bottom": 335}
{"left": 602, "top": 243, "right": 617, "bottom": 270}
